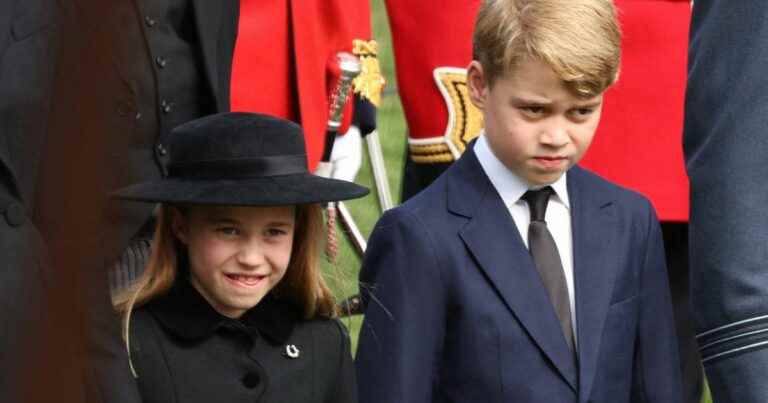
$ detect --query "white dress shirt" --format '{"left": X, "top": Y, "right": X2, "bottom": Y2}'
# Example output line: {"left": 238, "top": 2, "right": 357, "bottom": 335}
{"left": 474, "top": 133, "right": 577, "bottom": 343}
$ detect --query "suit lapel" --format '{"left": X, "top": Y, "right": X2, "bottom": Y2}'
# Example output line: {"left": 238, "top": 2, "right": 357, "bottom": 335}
{"left": 451, "top": 150, "right": 578, "bottom": 391}
{"left": 192, "top": 0, "right": 222, "bottom": 106}
{"left": 568, "top": 167, "right": 618, "bottom": 402}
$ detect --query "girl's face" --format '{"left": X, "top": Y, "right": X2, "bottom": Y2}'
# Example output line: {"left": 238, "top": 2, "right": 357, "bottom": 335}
{"left": 172, "top": 204, "right": 295, "bottom": 318}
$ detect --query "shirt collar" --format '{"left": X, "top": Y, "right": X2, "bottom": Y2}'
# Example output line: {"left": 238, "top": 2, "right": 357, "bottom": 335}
{"left": 474, "top": 132, "right": 570, "bottom": 209}
{"left": 147, "top": 276, "right": 299, "bottom": 345}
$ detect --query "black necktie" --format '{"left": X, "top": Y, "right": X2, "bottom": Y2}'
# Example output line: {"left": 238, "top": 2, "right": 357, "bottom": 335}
{"left": 522, "top": 187, "right": 575, "bottom": 352}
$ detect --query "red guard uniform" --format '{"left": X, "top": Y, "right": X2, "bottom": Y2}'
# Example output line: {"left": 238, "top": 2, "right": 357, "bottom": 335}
{"left": 385, "top": 0, "right": 483, "bottom": 199}
{"left": 389, "top": 0, "right": 690, "bottom": 224}
{"left": 230, "top": 0, "right": 376, "bottom": 171}
{"left": 580, "top": 0, "right": 691, "bottom": 222}
{"left": 385, "top": 0, "right": 482, "bottom": 168}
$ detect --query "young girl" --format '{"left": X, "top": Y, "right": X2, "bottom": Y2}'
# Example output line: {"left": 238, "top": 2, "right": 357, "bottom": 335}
{"left": 112, "top": 112, "right": 368, "bottom": 403}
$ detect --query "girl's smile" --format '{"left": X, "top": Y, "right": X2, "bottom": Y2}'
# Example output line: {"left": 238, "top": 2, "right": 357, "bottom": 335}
{"left": 172, "top": 204, "right": 296, "bottom": 318}
{"left": 223, "top": 273, "right": 268, "bottom": 288}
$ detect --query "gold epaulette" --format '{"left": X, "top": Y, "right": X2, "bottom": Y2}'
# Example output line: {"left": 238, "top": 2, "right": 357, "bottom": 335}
{"left": 409, "top": 143, "right": 455, "bottom": 164}
{"left": 408, "top": 67, "right": 484, "bottom": 164}
{"left": 352, "top": 39, "right": 385, "bottom": 107}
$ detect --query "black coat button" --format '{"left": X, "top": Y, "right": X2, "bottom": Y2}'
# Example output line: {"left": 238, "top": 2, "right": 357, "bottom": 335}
{"left": 4, "top": 202, "right": 26, "bottom": 227}
{"left": 241, "top": 372, "right": 260, "bottom": 389}
{"left": 155, "top": 56, "right": 167, "bottom": 68}
{"left": 145, "top": 16, "right": 157, "bottom": 27}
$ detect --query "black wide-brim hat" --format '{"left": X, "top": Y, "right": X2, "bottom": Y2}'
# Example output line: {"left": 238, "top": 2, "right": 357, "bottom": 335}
{"left": 113, "top": 112, "right": 369, "bottom": 205}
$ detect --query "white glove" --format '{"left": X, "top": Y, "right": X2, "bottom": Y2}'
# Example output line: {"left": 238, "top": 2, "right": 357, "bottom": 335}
{"left": 328, "top": 125, "right": 363, "bottom": 182}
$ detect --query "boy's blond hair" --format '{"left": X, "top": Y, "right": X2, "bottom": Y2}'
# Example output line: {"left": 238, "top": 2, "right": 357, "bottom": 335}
{"left": 472, "top": 0, "right": 621, "bottom": 96}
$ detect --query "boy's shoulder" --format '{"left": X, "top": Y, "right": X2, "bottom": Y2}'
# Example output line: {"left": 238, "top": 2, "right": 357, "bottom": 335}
{"left": 398, "top": 158, "right": 654, "bottom": 210}
{"left": 381, "top": 161, "right": 658, "bottom": 234}
{"left": 392, "top": 148, "right": 481, "bottom": 220}
{"left": 570, "top": 165, "right": 655, "bottom": 215}
{"left": 386, "top": 172, "right": 453, "bottom": 224}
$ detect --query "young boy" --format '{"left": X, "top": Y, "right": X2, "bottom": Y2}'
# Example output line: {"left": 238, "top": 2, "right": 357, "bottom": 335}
{"left": 355, "top": 1, "right": 682, "bottom": 402}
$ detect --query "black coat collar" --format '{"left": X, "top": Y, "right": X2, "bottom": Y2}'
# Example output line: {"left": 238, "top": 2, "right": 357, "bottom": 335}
{"left": 147, "top": 277, "right": 300, "bottom": 345}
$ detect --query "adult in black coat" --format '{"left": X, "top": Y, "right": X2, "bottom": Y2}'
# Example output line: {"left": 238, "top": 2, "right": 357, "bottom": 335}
{"left": 29, "top": 1, "right": 239, "bottom": 402}
{"left": 0, "top": 0, "right": 55, "bottom": 401}
{"left": 36, "top": 0, "right": 240, "bottom": 277}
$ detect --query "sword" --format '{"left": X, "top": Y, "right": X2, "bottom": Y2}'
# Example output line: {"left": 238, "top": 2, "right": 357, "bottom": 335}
{"left": 333, "top": 130, "right": 391, "bottom": 261}
{"left": 316, "top": 53, "right": 362, "bottom": 264}
{"left": 337, "top": 131, "right": 393, "bottom": 317}
{"left": 316, "top": 52, "right": 362, "bottom": 178}
{"left": 365, "top": 130, "right": 394, "bottom": 211}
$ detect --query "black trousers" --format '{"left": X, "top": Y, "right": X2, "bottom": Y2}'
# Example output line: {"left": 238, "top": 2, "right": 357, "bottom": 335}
{"left": 661, "top": 222, "right": 703, "bottom": 403}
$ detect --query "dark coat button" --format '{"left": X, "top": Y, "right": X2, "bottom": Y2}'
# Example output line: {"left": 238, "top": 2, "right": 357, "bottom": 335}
{"left": 117, "top": 100, "right": 133, "bottom": 116}
{"left": 155, "top": 56, "right": 167, "bottom": 68}
{"left": 145, "top": 16, "right": 156, "bottom": 27}
{"left": 4, "top": 202, "right": 26, "bottom": 227}
{"left": 241, "top": 372, "right": 260, "bottom": 389}
{"left": 161, "top": 100, "right": 172, "bottom": 114}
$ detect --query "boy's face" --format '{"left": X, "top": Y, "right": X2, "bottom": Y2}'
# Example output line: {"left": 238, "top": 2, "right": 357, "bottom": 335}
{"left": 172, "top": 204, "right": 295, "bottom": 318}
{"left": 468, "top": 58, "right": 604, "bottom": 185}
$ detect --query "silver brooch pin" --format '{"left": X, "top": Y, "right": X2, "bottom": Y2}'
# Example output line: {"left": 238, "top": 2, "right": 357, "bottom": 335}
{"left": 284, "top": 344, "right": 300, "bottom": 359}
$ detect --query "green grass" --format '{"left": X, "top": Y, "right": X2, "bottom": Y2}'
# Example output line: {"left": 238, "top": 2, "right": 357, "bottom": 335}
{"left": 702, "top": 381, "right": 712, "bottom": 403}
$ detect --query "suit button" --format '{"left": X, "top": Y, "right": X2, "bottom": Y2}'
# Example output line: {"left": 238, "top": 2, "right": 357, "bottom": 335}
{"left": 161, "top": 99, "right": 172, "bottom": 114}
{"left": 4, "top": 202, "right": 26, "bottom": 227}
{"left": 155, "top": 56, "right": 167, "bottom": 68}
{"left": 156, "top": 143, "right": 167, "bottom": 156}
{"left": 241, "top": 372, "right": 260, "bottom": 389}
{"left": 144, "top": 16, "right": 156, "bottom": 27}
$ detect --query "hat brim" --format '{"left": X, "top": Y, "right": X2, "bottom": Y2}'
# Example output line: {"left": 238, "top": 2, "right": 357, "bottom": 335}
{"left": 112, "top": 174, "right": 369, "bottom": 206}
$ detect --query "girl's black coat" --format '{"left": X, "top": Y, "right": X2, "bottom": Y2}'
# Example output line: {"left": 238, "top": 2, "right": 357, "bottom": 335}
{"left": 129, "top": 280, "right": 356, "bottom": 403}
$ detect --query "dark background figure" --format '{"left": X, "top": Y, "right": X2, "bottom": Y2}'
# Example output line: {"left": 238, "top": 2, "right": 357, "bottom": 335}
{"left": 0, "top": 0, "right": 55, "bottom": 401}
{"left": 684, "top": 1, "right": 768, "bottom": 401}
{"left": 36, "top": 0, "right": 239, "bottom": 284}
{"left": 29, "top": 0, "right": 239, "bottom": 402}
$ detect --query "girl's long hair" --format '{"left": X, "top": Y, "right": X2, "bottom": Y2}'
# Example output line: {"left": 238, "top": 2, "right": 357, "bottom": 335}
{"left": 271, "top": 203, "right": 337, "bottom": 319}
{"left": 113, "top": 203, "right": 336, "bottom": 374}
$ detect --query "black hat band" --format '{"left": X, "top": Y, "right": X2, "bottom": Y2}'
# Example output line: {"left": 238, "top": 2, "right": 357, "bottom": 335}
{"left": 167, "top": 154, "right": 308, "bottom": 179}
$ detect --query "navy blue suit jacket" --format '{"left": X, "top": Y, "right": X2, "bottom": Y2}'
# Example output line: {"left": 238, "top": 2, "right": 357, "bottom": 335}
{"left": 356, "top": 147, "right": 682, "bottom": 403}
